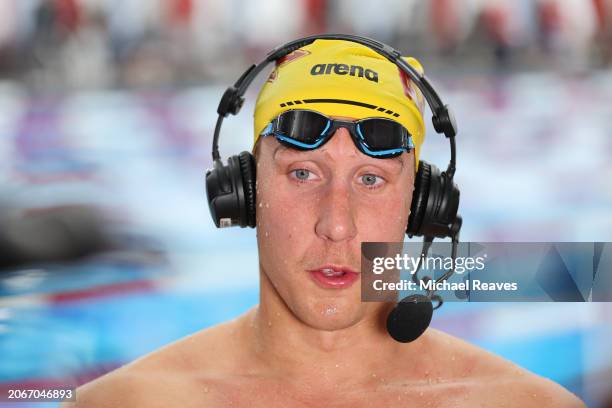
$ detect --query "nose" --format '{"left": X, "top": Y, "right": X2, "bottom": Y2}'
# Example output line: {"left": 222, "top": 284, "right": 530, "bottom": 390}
{"left": 314, "top": 128, "right": 358, "bottom": 243}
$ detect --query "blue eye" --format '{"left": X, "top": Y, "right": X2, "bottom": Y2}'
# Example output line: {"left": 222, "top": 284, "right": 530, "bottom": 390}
{"left": 362, "top": 174, "right": 377, "bottom": 185}
{"left": 360, "top": 174, "right": 384, "bottom": 188}
{"left": 293, "top": 169, "right": 311, "bottom": 180}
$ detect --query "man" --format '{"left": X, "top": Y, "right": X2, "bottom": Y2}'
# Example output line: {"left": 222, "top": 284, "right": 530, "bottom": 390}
{"left": 67, "top": 39, "right": 584, "bottom": 407}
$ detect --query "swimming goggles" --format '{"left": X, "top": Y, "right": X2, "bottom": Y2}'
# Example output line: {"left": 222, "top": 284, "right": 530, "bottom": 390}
{"left": 260, "top": 109, "right": 414, "bottom": 159}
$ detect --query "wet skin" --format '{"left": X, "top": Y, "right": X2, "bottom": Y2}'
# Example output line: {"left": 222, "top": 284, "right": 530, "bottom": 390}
{"left": 66, "top": 125, "right": 585, "bottom": 407}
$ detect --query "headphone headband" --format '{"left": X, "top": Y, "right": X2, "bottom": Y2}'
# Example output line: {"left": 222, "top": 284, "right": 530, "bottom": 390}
{"left": 207, "top": 33, "right": 461, "bottom": 241}
{"left": 212, "top": 34, "right": 457, "bottom": 168}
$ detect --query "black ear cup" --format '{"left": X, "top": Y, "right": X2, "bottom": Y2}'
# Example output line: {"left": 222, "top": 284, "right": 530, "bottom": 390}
{"left": 407, "top": 161, "right": 460, "bottom": 239}
{"left": 205, "top": 151, "right": 257, "bottom": 228}
{"left": 237, "top": 151, "right": 257, "bottom": 228}
{"left": 407, "top": 161, "right": 432, "bottom": 237}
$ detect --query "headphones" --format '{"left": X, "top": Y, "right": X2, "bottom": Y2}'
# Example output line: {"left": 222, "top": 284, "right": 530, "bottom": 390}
{"left": 206, "top": 33, "right": 461, "bottom": 240}
{"left": 206, "top": 34, "right": 463, "bottom": 342}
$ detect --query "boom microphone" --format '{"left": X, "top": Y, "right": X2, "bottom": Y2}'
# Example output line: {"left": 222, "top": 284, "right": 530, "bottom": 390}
{"left": 385, "top": 229, "right": 460, "bottom": 343}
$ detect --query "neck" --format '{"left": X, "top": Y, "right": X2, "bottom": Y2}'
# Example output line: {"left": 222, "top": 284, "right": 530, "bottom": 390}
{"left": 238, "top": 265, "right": 422, "bottom": 384}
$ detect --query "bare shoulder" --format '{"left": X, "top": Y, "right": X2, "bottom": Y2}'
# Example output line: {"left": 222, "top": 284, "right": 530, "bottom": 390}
{"left": 60, "top": 367, "right": 171, "bottom": 408}
{"left": 62, "top": 314, "right": 248, "bottom": 408}
{"left": 421, "top": 328, "right": 585, "bottom": 407}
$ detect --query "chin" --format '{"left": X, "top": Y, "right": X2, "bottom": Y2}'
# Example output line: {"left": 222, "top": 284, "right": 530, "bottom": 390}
{"left": 294, "top": 297, "right": 367, "bottom": 331}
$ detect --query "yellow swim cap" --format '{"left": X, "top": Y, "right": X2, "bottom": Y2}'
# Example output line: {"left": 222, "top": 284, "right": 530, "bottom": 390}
{"left": 253, "top": 39, "right": 427, "bottom": 169}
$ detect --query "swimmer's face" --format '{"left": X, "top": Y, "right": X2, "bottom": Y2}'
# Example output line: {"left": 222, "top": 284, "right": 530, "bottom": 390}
{"left": 255, "top": 118, "right": 415, "bottom": 331}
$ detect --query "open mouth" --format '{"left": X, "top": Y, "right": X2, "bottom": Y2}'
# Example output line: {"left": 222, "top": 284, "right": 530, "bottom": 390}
{"left": 321, "top": 268, "right": 346, "bottom": 277}
{"left": 308, "top": 265, "right": 360, "bottom": 289}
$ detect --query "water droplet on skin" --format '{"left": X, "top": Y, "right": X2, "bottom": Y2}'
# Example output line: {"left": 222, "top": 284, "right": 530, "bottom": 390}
{"left": 335, "top": 364, "right": 340, "bottom": 368}
{"left": 424, "top": 370, "right": 430, "bottom": 376}
{"left": 532, "top": 394, "right": 537, "bottom": 398}
{"left": 372, "top": 373, "right": 377, "bottom": 378}
{"left": 259, "top": 202, "right": 263, "bottom": 208}
{"left": 419, "top": 391, "right": 424, "bottom": 397}
{"left": 267, "top": 321, "right": 272, "bottom": 327}
{"left": 265, "top": 203, "right": 269, "bottom": 208}
{"left": 264, "top": 231, "right": 269, "bottom": 237}
{"left": 323, "top": 306, "right": 337, "bottom": 315}
{"left": 451, "top": 355, "right": 456, "bottom": 361}
{"left": 204, "top": 387, "right": 209, "bottom": 393}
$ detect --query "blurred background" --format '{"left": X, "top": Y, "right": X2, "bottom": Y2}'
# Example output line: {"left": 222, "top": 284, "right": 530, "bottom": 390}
{"left": 0, "top": 0, "right": 611, "bottom": 407}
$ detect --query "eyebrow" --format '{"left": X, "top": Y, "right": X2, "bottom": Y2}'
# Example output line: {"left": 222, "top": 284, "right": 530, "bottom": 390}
{"left": 273, "top": 144, "right": 290, "bottom": 161}
{"left": 389, "top": 155, "right": 405, "bottom": 169}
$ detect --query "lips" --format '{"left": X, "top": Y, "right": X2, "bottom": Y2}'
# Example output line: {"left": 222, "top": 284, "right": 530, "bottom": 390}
{"left": 307, "top": 264, "right": 360, "bottom": 289}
